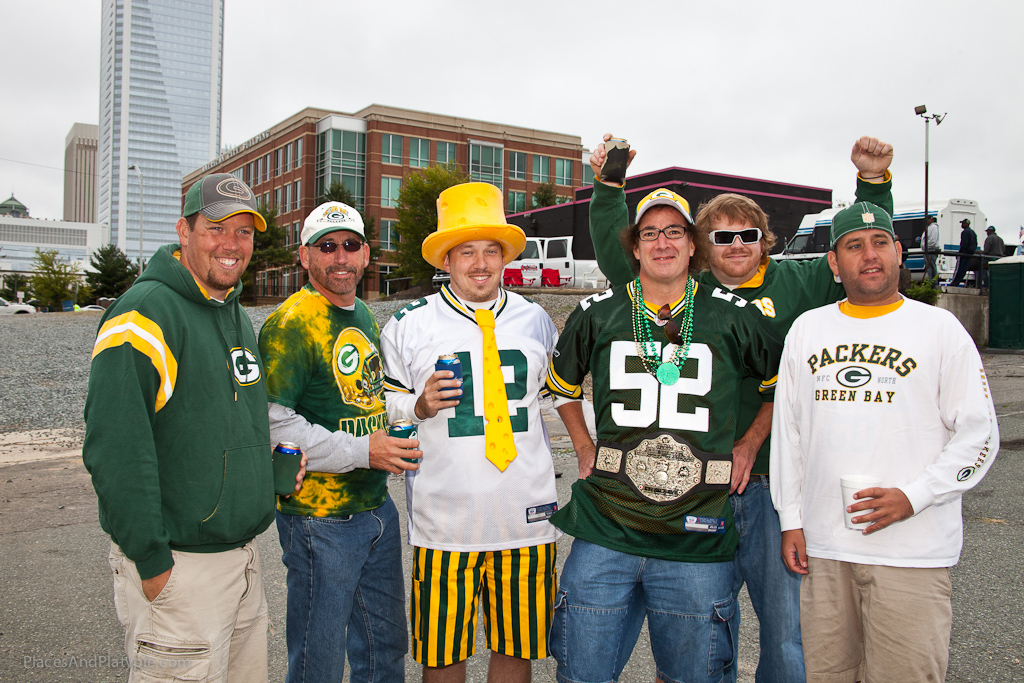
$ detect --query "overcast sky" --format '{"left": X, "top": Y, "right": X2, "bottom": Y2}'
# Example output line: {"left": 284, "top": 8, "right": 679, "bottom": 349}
{"left": 3, "top": 0, "right": 1022, "bottom": 240}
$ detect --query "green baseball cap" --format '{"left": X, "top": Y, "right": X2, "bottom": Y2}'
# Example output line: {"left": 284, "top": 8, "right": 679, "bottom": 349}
{"left": 183, "top": 173, "right": 267, "bottom": 232}
{"left": 830, "top": 201, "right": 894, "bottom": 249}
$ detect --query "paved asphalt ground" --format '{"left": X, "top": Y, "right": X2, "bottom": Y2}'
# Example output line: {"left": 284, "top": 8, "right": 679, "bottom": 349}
{"left": 1, "top": 353, "right": 1022, "bottom": 682}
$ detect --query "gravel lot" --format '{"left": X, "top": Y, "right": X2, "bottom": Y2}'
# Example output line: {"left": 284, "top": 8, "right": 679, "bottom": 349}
{"left": 0, "top": 292, "right": 588, "bottom": 437}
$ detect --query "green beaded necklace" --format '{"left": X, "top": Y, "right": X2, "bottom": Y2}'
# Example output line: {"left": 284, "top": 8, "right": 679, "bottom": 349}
{"left": 631, "top": 276, "right": 695, "bottom": 386}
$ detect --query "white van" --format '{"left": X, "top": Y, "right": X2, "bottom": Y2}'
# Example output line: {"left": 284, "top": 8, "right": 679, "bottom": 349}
{"left": 775, "top": 198, "right": 987, "bottom": 281}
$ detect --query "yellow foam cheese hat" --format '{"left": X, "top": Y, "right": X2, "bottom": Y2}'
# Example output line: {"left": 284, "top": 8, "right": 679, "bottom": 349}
{"left": 421, "top": 182, "right": 527, "bottom": 269}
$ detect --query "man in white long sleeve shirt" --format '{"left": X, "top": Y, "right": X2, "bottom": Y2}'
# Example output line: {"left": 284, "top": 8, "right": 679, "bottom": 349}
{"left": 770, "top": 201, "right": 999, "bottom": 683}
{"left": 259, "top": 201, "right": 414, "bottom": 683}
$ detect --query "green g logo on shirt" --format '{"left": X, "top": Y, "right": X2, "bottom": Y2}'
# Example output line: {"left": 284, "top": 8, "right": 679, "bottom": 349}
{"left": 337, "top": 344, "right": 360, "bottom": 375}
{"left": 229, "top": 347, "right": 261, "bottom": 385}
{"left": 332, "top": 328, "right": 385, "bottom": 412}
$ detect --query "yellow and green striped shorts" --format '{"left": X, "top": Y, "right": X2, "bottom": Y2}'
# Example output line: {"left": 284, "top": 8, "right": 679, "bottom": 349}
{"left": 410, "top": 543, "right": 557, "bottom": 666}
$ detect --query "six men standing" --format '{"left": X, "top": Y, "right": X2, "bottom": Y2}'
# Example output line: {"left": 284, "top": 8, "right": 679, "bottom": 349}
{"left": 84, "top": 133, "right": 997, "bottom": 681}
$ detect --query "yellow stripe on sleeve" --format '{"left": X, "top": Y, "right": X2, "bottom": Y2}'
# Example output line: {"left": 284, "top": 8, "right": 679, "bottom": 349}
{"left": 759, "top": 374, "right": 778, "bottom": 393}
{"left": 93, "top": 311, "right": 178, "bottom": 412}
{"left": 546, "top": 361, "right": 582, "bottom": 399}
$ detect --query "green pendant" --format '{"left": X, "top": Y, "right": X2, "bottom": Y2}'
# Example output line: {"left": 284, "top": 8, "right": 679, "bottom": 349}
{"left": 656, "top": 362, "right": 680, "bottom": 385}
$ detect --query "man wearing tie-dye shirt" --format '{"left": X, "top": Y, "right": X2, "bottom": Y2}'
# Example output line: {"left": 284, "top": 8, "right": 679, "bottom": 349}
{"left": 259, "top": 201, "right": 417, "bottom": 683}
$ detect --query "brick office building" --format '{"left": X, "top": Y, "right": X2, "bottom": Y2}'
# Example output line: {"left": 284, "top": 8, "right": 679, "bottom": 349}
{"left": 183, "top": 105, "right": 585, "bottom": 301}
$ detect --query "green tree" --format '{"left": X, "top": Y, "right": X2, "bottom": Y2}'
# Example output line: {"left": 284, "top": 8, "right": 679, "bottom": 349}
{"left": 532, "top": 182, "right": 558, "bottom": 208}
{"left": 86, "top": 243, "right": 138, "bottom": 300}
{"left": 0, "top": 273, "right": 32, "bottom": 302}
{"left": 244, "top": 206, "right": 294, "bottom": 303}
{"left": 393, "top": 162, "right": 471, "bottom": 286}
{"left": 30, "top": 249, "right": 82, "bottom": 310}
{"left": 318, "top": 181, "right": 381, "bottom": 262}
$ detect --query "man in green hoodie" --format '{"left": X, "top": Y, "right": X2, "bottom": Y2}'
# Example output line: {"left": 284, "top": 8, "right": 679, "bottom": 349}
{"left": 84, "top": 173, "right": 288, "bottom": 682}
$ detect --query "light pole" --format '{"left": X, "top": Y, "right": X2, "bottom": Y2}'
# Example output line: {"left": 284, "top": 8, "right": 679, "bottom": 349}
{"left": 914, "top": 105, "right": 946, "bottom": 277}
{"left": 128, "top": 164, "right": 145, "bottom": 276}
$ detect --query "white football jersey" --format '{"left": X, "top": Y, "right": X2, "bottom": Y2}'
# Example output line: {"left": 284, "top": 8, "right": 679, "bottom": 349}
{"left": 381, "top": 286, "right": 561, "bottom": 551}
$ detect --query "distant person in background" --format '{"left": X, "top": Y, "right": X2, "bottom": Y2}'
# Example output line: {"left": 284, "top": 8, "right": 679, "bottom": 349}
{"left": 1016, "top": 227, "right": 1024, "bottom": 256}
{"left": 981, "top": 226, "right": 1006, "bottom": 290}
{"left": 923, "top": 216, "right": 941, "bottom": 280}
{"left": 950, "top": 218, "right": 978, "bottom": 287}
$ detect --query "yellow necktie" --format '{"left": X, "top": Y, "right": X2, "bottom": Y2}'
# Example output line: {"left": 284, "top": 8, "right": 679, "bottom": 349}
{"left": 474, "top": 307, "right": 517, "bottom": 471}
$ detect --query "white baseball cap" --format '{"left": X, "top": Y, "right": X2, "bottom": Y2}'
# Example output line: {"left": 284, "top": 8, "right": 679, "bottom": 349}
{"left": 301, "top": 202, "right": 365, "bottom": 245}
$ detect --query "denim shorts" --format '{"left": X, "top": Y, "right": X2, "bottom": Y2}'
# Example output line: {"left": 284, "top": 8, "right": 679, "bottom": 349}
{"left": 549, "top": 538, "right": 735, "bottom": 683}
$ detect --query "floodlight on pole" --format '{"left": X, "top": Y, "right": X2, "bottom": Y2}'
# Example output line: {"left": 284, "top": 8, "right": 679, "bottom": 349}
{"left": 915, "top": 105, "right": 946, "bottom": 277}
{"left": 128, "top": 164, "right": 145, "bottom": 276}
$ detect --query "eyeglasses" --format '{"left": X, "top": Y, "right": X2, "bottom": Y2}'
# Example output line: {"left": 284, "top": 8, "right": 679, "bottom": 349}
{"left": 658, "top": 304, "right": 682, "bottom": 344}
{"left": 638, "top": 225, "right": 688, "bottom": 241}
{"left": 708, "top": 228, "right": 763, "bottom": 246}
{"left": 312, "top": 239, "right": 364, "bottom": 254}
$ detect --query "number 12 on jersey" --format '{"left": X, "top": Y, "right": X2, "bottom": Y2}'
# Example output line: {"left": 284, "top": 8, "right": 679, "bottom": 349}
{"left": 446, "top": 350, "right": 530, "bottom": 438}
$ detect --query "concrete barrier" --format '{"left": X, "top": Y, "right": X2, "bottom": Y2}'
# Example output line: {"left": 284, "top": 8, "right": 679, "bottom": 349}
{"left": 938, "top": 289, "right": 989, "bottom": 347}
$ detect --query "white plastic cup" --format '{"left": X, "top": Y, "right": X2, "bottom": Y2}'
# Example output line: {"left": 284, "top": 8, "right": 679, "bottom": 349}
{"left": 840, "top": 474, "right": 881, "bottom": 530}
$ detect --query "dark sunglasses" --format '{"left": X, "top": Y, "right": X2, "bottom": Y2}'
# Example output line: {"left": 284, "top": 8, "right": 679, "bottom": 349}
{"left": 313, "top": 239, "right": 364, "bottom": 254}
{"left": 708, "top": 228, "right": 763, "bottom": 246}
{"left": 658, "top": 304, "right": 682, "bottom": 345}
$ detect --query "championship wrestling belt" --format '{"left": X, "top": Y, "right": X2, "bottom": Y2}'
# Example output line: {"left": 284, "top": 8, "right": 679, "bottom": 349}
{"left": 593, "top": 432, "right": 733, "bottom": 505}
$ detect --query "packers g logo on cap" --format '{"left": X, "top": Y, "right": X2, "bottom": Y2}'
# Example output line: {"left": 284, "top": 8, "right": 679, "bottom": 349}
{"left": 318, "top": 204, "right": 354, "bottom": 224}
{"left": 635, "top": 187, "right": 695, "bottom": 225}
{"left": 215, "top": 177, "right": 254, "bottom": 201}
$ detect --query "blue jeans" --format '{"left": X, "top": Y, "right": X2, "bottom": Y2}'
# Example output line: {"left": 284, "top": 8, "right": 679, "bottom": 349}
{"left": 549, "top": 538, "right": 735, "bottom": 683}
{"left": 728, "top": 477, "right": 805, "bottom": 683}
{"left": 277, "top": 495, "right": 407, "bottom": 683}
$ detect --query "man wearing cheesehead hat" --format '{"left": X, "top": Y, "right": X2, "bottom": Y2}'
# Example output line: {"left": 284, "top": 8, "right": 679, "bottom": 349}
{"left": 84, "top": 173, "right": 279, "bottom": 680}
{"left": 545, "top": 180, "right": 784, "bottom": 683}
{"left": 771, "top": 201, "right": 999, "bottom": 682}
{"left": 259, "top": 201, "right": 414, "bottom": 682}
{"left": 380, "top": 182, "right": 560, "bottom": 683}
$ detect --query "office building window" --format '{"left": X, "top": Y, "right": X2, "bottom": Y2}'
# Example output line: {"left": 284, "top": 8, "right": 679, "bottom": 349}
{"left": 555, "top": 158, "right": 573, "bottom": 186}
{"left": 532, "top": 155, "right": 550, "bottom": 183}
{"left": 275, "top": 149, "right": 283, "bottom": 176}
{"left": 274, "top": 188, "right": 282, "bottom": 210}
{"left": 264, "top": 154, "right": 272, "bottom": 182}
{"left": 263, "top": 192, "right": 270, "bottom": 208}
{"left": 316, "top": 129, "right": 366, "bottom": 210}
{"left": 293, "top": 222, "right": 301, "bottom": 246}
{"left": 410, "top": 138, "right": 430, "bottom": 168}
{"left": 284, "top": 184, "right": 292, "bottom": 214}
{"left": 470, "top": 143, "right": 503, "bottom": 189}
{"left": 508, "top": 151, "right": 526, "bottom": 180}
{"left": 293, "top": 180, "right": 301, "bottom": 213}
{"left": 295, "top": 138, "right": 303, "bottom": 168}
{"left": 231, "top": 167, "right": 244, "bottom": 181}
{"left": 380, "top": 220, "right": 398, "bottom": 251}
{"left": 381, "top": 177, "right": 402, "bottom": 208}
{"left": 508, "top": 191, "right": 526, "bottom": 214}
{"left": 582, "top": 164, "right": 595, "bottom": 187}
{"left": 437, "top": 141, "right": 457, "bottom": 165}
{"left": 284, "top": 144, "right": 292, "bottom": 173}
{"left": 381, "top": 134, "right": 403, "bottom": 165}
{"left": 556, "top": 195, "right": 572, "bottom": 204}
{"left": 254, "top": 159, "right": 262, "bottom": 185}
{"left": 379, "top": 264, "right": 401, "bottom": 297}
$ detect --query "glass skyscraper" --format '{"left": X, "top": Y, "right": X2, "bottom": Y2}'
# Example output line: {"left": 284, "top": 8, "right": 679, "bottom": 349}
{"left": 97, "top": 0, "right": 223, "bottom": 261}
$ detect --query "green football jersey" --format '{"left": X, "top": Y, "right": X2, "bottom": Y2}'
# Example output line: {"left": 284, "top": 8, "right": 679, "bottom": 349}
{"left": 547, "top": 279, "right": 784, "bottom": 562}
{"left": 260, "top": 285, "right": 388, "bottom": 518}
{"left": 589, "top": 175, "right": 895, "bottom": 474}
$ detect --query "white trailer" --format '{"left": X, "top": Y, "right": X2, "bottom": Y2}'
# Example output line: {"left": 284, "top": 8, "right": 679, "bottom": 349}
{"left": 775, "top": 198, "right": 987, "bottom": 281}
